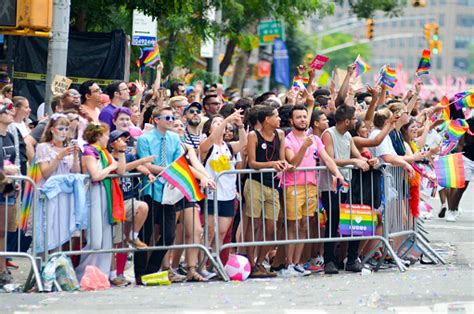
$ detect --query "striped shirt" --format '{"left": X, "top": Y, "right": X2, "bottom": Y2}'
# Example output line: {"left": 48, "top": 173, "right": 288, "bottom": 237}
{"left": 184, "top": 128, "right": 202, "bottom": 149}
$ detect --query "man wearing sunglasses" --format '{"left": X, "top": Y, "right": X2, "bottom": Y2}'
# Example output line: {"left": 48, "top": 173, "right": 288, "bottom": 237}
{"left": 135, "top": 106, "right": 182, "bottom": 285}
{"left": 183, "top": 102, "right": 203, "bottom": 150}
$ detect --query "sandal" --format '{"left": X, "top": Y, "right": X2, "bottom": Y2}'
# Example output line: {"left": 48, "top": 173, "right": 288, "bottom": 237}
{"left": 186, "top": 266, "right": 208, "bottom": 282}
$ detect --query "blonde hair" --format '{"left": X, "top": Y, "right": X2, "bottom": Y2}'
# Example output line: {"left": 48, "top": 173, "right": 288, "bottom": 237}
{"left": 373, "top": 108, "right": 392, "bottom": 128}
{"left": 83, "top": 123, "right": 109, "bottom": 144}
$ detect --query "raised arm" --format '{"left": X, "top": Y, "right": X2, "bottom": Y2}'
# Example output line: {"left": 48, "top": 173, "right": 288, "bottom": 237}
{"left": 335, "top": 64, "right": 355, "bottom": 107}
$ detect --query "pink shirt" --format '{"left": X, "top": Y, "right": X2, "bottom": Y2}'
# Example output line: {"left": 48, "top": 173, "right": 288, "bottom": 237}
{"left": 283, "top": 131, "right": 325, "bottom": 186}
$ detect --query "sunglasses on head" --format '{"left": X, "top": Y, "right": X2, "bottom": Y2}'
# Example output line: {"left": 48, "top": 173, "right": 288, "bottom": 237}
{"left": 188, "top": 109, "right": 201, "bottom": 114}
{"left": 157, "top": 115, "right": 176, "bottom": 122}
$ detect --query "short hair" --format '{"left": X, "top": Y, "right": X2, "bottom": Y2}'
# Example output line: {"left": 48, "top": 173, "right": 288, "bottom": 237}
{"left": 373, "top": 108, "right": 392, "bottom": 128}
{"left": 234, "top": 97, "right": 253, "bottom": 113}
{"left": 310, "top": 110, "right": 325, "bottom": 128}
{"left": 290, "top": 105, "right": 307, "bottom": 119}
{"left": 152, "top": 106, "right": 173, "bottom": 118}
{"left": 257, "top": 105, "right": 276, "bottom": 124}
{"left": 203, "top": 94, "right": 219, "bottom": 107}
{"left": 202, "top": 114, "right": 224, "bottom": 136}
{"left": 122, "top": 100, "right": 133, "bottom": 108}
{"left": 170, "top": 82, "right": 184, "bottom": 96}
{"left": 79, "top": 80, "right": 96, "bottom": 104}
{"left": 254, "top": 92, "right": 275, "bottom": 105}
{"left": 244, "top": 105, "right": 264, "bottom": 129}
{"left": 169, "top": 96, "right": 187, "bottom": 108}
{"left": 334, "top": 104, "right": 355, "bottom": 123}
{"left": 113, "top": 107, "right": 132, "bottom": 121}
{"left": 261, "top": 99, "right": 279, "bottom": 109}
{"left": 12, "top": 96, "right": 27, "bottom": 108}
{"left": 105, "top": 80, "right": 123, "bottom": 100}
{"left": 83, "top": 123, "right": 109, "bottom": 144}
{"left": 387, "top": 102, "right": 405, "bottom": 114}
{"left": 219, "top": 104, "right": 235, "bottom": 118}
{"left": 51, "top": 95, "right": 62, "bottom": 113}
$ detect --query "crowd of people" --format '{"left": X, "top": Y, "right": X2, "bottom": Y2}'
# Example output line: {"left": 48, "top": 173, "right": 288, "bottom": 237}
{"left": 0, "top": 61, "right": 472, "bottom": 288}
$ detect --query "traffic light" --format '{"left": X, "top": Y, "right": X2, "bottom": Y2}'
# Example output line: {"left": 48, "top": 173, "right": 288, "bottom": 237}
{"left": 412, "top": 0, "right": 426, "bottom": 7}
{"left": 432, "top": 23, "right": 439, "bottom": 41}
{"left": 366, "top": 19, "right": 374, "bottom": 40}
{"left": 0, "top": 0, "right": 52, "bottom": 32}
{"left": 424, "top": 23, "right": 432, "bottom": 42}
{"left": 431, "top": 23, "right": 441, "bottom": 54}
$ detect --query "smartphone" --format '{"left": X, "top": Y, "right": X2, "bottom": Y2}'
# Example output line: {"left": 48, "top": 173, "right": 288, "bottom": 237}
{"left": 70, "top": 139, "right": 78, "bottom": 147}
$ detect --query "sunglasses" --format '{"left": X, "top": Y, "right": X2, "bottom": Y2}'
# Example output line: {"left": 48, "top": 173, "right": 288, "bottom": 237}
{"left": 157, "top": 115, "right": 176, "bottom": 122}
{"left": 188, "top": 109, "right": 201, "bottom": 114}
{"left": 56, "top": 126, "right": 70, "bottom": 132}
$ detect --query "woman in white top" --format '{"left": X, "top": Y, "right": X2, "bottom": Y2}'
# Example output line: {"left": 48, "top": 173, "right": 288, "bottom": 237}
{"left": 199, "top": 111, "right": 247, "bottom": 248}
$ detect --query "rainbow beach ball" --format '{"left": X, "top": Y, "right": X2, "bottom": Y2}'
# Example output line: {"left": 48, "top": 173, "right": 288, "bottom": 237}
{"left": 225, "top": 255, "right": 251, "bottom": 281}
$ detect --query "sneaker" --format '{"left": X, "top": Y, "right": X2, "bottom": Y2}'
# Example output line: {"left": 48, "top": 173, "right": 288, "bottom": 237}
{"left": 167, "top": 269, "right": 186, "bottom": 283}
{"left": 270, "top": 264, "right": 285, "bottom": 272}
{"left": 110, "top": 276, "right": 130, "bottom": 287}
{"left": 438, "top": 206, "right": 447, "bottom": 218}
{"left": 6, "top": 260, "right": 19, "bottom": 269}
{"left": 303, "top": 261, "right": 323, "bottom": 273}
{"left": 293, "top": 264, "right": 311, "bottom": 277}
{"left": 250, "top": 264, "right": 277, "bottom": 278}
{"left": 278, "top": 265, "right": 299, "bottom": 277}
{"left": 456, "top": 207, "right": 463, "bottom": 217}
{"left": 199, "top": 269, "right": 217, "bottom": 280}
{"left": 315, "top": 255, "right": 324, "bottom": 266}
{"left": 324, "top": 261, "right": 339, "bottom": 274}
{"left": 346, "top": 260, "right": 363, "bottom": 273}
{"left": 446, "top": 210, "right": 457, "bottom": 222}
{"left": 0, "top": 271, "right": 13, "bottom": 286}
{"left": 176, "top": 264, "right": 188, "bottom": 277}
{"left": 129, "top": 238, "right": 148, "bottom": 249}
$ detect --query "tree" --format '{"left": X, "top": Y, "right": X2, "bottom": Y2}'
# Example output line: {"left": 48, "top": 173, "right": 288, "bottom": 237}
{"left": 318, "top": 33, "right": 371, "bottom": 71}
{"left": 335, "top": 0, "right": 407, "bottom": 19}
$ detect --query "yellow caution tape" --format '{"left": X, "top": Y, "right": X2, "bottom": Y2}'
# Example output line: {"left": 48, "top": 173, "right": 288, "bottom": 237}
{"left": 13, "top": 71, "right": 117, "bottom": 86}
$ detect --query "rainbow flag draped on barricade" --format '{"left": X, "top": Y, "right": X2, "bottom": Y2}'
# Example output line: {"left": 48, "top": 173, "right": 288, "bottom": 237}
{"left": 354, "top": 55, "right": 371, "bottom": 77}
{"left": 136, "top": 44, "right": 161, "bottom": 74}
{"left": 20, "top": 160, "right": 42, "bottom": 231}
{"left": 159, "top": 155, "right": 205, "bottom": 202}
{"left": 434, "top": 153, "right": 465, "bottom": 188}
{"left": 339, "top": 204, "right": 377, "bottom": 237}
{"left": 416, "top": 49, "right": 431, "bottom": 76}
{"left": 90, "top": 144, "right": 125, "bottom": 223}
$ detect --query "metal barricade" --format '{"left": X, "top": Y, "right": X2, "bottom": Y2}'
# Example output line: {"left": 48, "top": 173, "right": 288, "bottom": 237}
{"left": 381, "top": 165, "right": 445, "bottom": 265}
{"left": 0, "top": 175, "right": 43, "bottom": 291}
{"left": 212, "top": 165, "right": 410, "bottom": 281}
{"left": 41, "top": 173, "right": 225, "bottom": 285}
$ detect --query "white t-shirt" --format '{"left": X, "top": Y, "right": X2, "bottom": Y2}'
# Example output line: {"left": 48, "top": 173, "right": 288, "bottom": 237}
{"left": 13, "top": 121, "right": 30, "bottom": 138}
{"left": 369, "top": 128, "right": 397, "bottom": 160}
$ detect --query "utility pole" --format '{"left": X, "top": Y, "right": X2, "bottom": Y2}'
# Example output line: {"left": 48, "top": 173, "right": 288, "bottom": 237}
{"left": 211, "top": 8, "right": 221, "bottom": 79}
{"left": 44, "top": 0, "right": 71, "bottom": 115}
{"left": 262, "top": 45, "right": 272, "bottom": 91}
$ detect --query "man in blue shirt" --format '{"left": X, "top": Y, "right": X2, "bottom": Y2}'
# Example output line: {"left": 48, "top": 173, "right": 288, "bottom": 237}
{"left": 134, "top": 106, "right": 182, "bottom": 284}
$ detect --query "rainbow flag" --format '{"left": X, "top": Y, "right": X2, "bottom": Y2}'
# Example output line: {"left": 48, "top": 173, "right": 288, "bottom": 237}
{"left": 293, "top": 77, "right": 309, "bottom": 88}
{"left": 339, "top": 204, "right": 377, "bottom": 236}
{"left": 20, "top": 161, "right": 42, "bottom": 231}
{"left": 354, "top": 55, "right": 371, "bottom": 77}
{"left": 136, "top": 44, "right": 161, "bottom": 74}
{"left": 416, "top": 49, "right": 431, "bottom": 76}
{"left": 454, "top": 90, "right": 474, "bottom": 109}
{"left": 379, "top": 65, "right": 397, "bottom": 88}
{"left": 447, "top": 119, "right": 470, "bottom": 141}
{"left": 159, "top": 155, "right": 205, "bottom": 202}
{"left": 434, "top": 153, "right": 465, "bottom": 188}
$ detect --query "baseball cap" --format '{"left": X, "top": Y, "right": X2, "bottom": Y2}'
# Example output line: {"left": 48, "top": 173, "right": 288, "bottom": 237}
{"left": 184, "top": 101, "right": 202, "bottom": 113}
{"left": 108, "top": 130, "right": 130, "bottom": 146}
{"left": 313, "top": 89, "right": 331, "bottom": 98}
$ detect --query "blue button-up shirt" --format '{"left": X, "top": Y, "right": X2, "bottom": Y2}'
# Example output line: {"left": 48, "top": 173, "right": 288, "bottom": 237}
{"left": 137, "top": 128, "right": 182, "bottom": 202}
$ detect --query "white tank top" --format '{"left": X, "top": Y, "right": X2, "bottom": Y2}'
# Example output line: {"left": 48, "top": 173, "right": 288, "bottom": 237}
{"left": 204, "top": 143, "right": 237, "bottom": 201}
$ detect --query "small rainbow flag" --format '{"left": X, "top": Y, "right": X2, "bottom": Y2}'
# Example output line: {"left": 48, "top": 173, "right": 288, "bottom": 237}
{"left": 454, "top": 90, "right": 474, "bottom": 109}
{"left": 447, "top": 119, "right": 470, "bottom": 141}
{"left": 339, "top": 203, "right": 377, "bottom": 237}
{"left": 159, "top": 155, "right": 205, "bottom": 202}
{"left": 20, "top": 160, "right": 42, "bottom": 231}
{"left": 416, "top": 49, "right": 431, "bottom": 76}
{"left": 136, "top": 44, "right": 161, "bottom": 74}
{"left": 354, "top": 55, "right": 371, "bottom": 77}
{"left": 293, "top": 77, "right": 309, "bottom": 88}
{"left": 379, "top": 65, "right": 397, "bottom": 88}
{"left": 434, "top": 153, "right": 465, "bottom": 188}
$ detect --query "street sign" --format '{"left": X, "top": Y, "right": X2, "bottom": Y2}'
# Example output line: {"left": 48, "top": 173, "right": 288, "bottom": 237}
{"left": 258, "top": 20, "right": 284, "bottom": 45}
{"left": 132, "top": 10, "right": 157, "bottom": 46}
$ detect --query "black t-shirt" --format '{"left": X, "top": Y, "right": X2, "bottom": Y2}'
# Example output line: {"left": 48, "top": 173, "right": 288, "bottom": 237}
{"left": 0, "top": 132, "right": 16, "bottom": 170}
{"left": 464, "top": 118, "right": 474, "bottom": 161}
{"left": 254, "top": 130, "right": 280, "bottom": 188}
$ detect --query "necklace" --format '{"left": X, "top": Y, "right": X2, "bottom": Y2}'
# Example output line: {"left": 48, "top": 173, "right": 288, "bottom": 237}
{"left": 262, "top": 130, "right": 277, "bottom": 161}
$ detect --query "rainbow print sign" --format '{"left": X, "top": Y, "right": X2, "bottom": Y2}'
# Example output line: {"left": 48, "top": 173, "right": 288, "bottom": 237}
{"left": 339, "top": 203, "right": 377, "bottom": 236}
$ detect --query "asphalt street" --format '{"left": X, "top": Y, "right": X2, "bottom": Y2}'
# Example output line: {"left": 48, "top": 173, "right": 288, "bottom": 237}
{"left": 1, "top": 185, "right": 473, "bottom": 314}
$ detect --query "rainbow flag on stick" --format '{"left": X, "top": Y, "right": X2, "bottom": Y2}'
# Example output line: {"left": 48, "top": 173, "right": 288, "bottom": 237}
{"left": 293, "top": 77, "right": 309, "bottom": 88}
{"left": 354, "top": 55, "right": 371, "bottom": 77}
{"left": 136, "top": 44, "right": 161, "bottom": 74}
{"left": 416, "top": 49, "right": 431, "bottom": 76}
{"left": 378, "top": 65, "right": 397, "bottom": 88}
{"left": 454, "top": 90, "right": 474, "bottom": 109}
{"left": 20, "top": 160, "right": 42, "bottom": 231}
{"left": 159, "top": 155, "right": 205, "bottom": 202}
{"left": 434, "top": 153, "right": 465, "bottom": 188}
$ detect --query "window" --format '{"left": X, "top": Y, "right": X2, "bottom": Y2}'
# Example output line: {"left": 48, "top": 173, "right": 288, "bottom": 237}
{"left": 410, "top": 19, "right": 416, "bottom": 27}
{"left": 454, "top": 57, "right": 469, "bottom": 70}
{"left": 392, "top": 20, "right": 397, "bottom": 27}
{"left": 457, "top": 15, "right": 474, "bottom": 27}
{"left": 439, "top": 0, "right": 446, "bottom": 5}
{"left": 457, "top": 0, "right": 474, "bottom": 5}
{"left": 455, "top": 36, "right": 474, "bottom": 49}
{"left": 399, "top": 38, "right": 405, "bottom": 48}
{"left": 407, "top": 56, "right": 414, "bottom": 69}
{"left": 408, "top": 37, "right": 415, "bottom": 48}
{"left": 439, "top": 14, "right": 445, "bottom": 27}
{"left": 437, "top": 56, "right": 442, "bottom": 70}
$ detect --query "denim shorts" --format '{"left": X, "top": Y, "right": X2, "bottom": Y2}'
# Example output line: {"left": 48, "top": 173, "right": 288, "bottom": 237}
{"left": 0, "top": 193, "right": 16, "bottom": 206}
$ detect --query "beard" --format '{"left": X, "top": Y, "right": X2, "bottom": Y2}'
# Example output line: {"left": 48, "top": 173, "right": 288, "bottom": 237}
{"left": 294, "top": 124, "right": 307, "bottom": 131}
{"left": 187, "top": 119, "right": 200, "bottom": 127}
